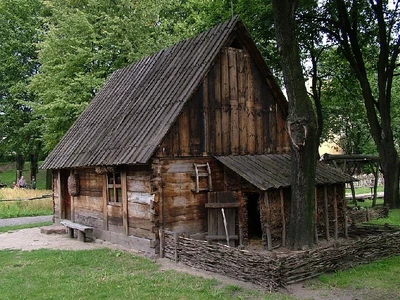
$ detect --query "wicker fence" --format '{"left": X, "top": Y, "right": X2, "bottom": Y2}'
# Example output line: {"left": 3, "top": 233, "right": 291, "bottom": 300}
{"left": 160, "top": 225, "right": 400, "bottom": 291}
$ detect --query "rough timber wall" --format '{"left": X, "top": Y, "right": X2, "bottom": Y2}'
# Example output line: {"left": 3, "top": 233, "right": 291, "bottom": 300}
{"left": 159, "top": 47, "right": 289, "bottom": 157}
{"left": 126, "top": 166, "right": 156, "bottom": 240}
{"left": 72, "top": 168, "right": 104, "bottom": 229}
{"left": 159, "top": 157, "right": 225, "bottom": 234}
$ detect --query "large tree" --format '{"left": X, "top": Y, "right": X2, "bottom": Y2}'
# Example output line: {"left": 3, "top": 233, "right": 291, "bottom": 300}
{"left": 272, "top": 0, "right": 317, "bottom": 250}
{"left": 317, "top": 0, "right": 400, "bottom": 207}
{"left": 0, "top": 0, "right": 44, "bottom": 180}
{"left": 30, "top": 0, "right": 177, "bottom": 151}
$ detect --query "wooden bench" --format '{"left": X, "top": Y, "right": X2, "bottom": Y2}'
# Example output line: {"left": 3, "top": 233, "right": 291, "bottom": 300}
{"left": 60, "top": 220, "right": 93, "bottom": 242}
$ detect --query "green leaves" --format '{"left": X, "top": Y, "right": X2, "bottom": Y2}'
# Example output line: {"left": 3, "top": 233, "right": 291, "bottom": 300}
{"left": 30, "top": 0, "right": 178, "bottom": 151}
{"left": 0, "top": 0, "right": 43, "bottom": 160}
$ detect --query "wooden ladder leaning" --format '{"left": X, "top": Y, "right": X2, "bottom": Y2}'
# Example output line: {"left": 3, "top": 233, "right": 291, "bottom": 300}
{"left": 193, "top": 163, "right": 213, "bottom": 193}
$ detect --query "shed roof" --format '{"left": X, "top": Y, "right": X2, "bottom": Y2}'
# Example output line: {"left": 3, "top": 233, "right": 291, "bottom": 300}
{"left": 215, "top": 155, "right": 353, "bottom": 190}
{"left": 42, "top": 16, "right": 287, "bottom": 170}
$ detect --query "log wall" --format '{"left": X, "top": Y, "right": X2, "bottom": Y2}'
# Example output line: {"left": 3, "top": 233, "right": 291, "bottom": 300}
{"left": 159, "top": 47, "right": 290, "bottom": 157}
{"left": 160, "top": 157, "right": 225, "bottom": 234}
{"left": 127, "top": 167, "right": 156, "bottom": 240}
{"left": 73, "top": 169, "right": 105, "bottom": 229}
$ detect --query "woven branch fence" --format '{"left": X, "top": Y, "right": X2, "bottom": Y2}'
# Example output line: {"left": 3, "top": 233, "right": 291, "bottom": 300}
{"left": 161, "top": 225, "right": 400, "bottom": 291}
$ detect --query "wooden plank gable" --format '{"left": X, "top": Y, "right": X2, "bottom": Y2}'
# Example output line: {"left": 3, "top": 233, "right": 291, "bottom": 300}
{"left": 159, "top": 47, "right": 290, "bottom": 157}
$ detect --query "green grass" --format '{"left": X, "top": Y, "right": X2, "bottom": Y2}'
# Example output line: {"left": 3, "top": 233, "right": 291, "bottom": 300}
{"left": 349, "top": 185, "right": 384, "bottom": 195}
{"left": 313, "top": 256, "right": 400, "bottom": 298}
{"left": 0, "top": 248, "right": 293, "bottom": 300}
{"left": 0, "top": 161, "right": 49, "bottom": 190}
{"left": 0, "top": 222, "right": 52, "bottom": 233}
{"left": 368, "top": 208, "right": 400, "bottom": 225}
{"left": 0, "top": 198, "right": 52, "bottom": 218}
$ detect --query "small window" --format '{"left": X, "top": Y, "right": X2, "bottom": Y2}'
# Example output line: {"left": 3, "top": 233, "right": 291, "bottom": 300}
{"left": 107, "top": 172, "right": 122, "bottom": 204}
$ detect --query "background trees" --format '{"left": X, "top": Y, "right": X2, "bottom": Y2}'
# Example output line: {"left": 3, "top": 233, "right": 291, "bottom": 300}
{"left": 30, "top": 0, "right": 178, "bottom": 151}
{"left": 0, "top": 0, "right": 44, "bottom": 180}
{"left": 315, "top": 0, "right": 400, "bottom": 208}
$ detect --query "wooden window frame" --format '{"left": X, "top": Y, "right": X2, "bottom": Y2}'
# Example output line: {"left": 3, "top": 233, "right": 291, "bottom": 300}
{"left": 106, "top": 172, "right": 122, "bottom": 205}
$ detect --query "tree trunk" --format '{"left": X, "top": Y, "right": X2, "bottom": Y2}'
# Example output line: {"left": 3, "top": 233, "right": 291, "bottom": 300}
{"left": 16, "top": 153, "right": 24, "bottom": 182}
{"left": 30, "top": 153, "right": 38, "bottom": 182}
{"left": 273, "top": 0, "right": 317, "bottom": 250}
{"left": 379, "top": 141, "right": 400, "bottom": 208}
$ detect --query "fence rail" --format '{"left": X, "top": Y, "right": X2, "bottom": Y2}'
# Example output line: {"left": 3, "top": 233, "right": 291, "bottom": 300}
{"left": 0, "top": 194, "right": 52, "bottom": 202}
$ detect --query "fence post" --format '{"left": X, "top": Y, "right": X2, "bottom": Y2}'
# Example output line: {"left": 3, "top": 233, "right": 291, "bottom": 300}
{"left": 174, "top": 232, "right": 179, "bottom": 263}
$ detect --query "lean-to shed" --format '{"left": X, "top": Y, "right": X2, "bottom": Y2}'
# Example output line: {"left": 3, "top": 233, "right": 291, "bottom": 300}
{"left": 42, "top": 17, "right": 352, "bottom": 254}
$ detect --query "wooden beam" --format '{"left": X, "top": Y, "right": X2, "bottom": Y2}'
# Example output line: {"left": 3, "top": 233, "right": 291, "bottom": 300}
{"left": 122, "top": 170, "right": 128, "bottom": 235}
{"left": 263, "top": 192, "right": 272, "bottom": 250}
{"left": 203, "top": 76, "right": 209, "bottom": 155}
{"left": 245, "top": 53, "right": 255, "bottom": 153}
{"left": 324, "top": 185, "right": 330, "bottom": 241}
{"left": 103, "top": 174, "right": 108, "bottom": 231}
{"left": 57, "top": 170, "right": 63, "bottom": 219}
{"left": 205, "top": 203, "right": 239, "bottom": 208}
{"left": 280, "top": 189, "right": 286, "bottom": 247}
{"left": 333, "top": 185, "right": 338, "bottom": 241}
{"left": 314, "top": 187, "right": 319, "bottom": 244}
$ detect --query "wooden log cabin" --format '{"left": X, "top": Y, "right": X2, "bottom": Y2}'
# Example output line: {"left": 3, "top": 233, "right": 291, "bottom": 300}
{"left": 42, "top": 17, "right": 352, "bottom": 255}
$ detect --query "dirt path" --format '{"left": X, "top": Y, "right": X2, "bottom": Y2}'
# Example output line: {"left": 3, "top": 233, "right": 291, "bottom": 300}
{"left": 0, "top": 227, "right": 396, "bottom": 300}
{"left": 0, "top": 215, "right": 52, "bottom": 227}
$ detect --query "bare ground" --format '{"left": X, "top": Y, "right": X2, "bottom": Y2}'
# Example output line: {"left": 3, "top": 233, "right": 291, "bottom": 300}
{"left": 0, "top": 227, "right": 397, "bottom": 300}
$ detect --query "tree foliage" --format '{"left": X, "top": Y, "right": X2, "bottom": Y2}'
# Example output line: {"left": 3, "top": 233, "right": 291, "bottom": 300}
{"left": 314, "top": 0, "right": 400, "bottom": 207}
{"left": 0, "top": 0, "right": 44, "bottom": 167}
{"left": 30, "top": 0, "right": 177, "bottom": 151}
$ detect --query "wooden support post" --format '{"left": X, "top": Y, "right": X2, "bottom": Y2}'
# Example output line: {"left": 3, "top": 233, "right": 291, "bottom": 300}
{"left": 174, "top": 232, "right": 179, "bottom": 263}
{"left": 314, "top": 187, "right": 319, "bottom": 244}
{"left": 280, "top": 189, "right": 286, "bottom": 247}
{"left": 57, "top": 171, "right": 63, "bottom": 219}
{"left": 103, "top": 174, "right": 108, "bottom": 231}
{"left": 203, "top": 75, "right": 209, "bottom": 155}
{"left": 324, "top": 186, "right": 330, "bottom": 241}
{"left": 333, "top": 186, "right": 338, "bottom": 241}
{"left": 159, "top": 229, "right": 165, "bottom": 258}
{"left": 263, "top": 192, "right": 272, "bottom": 250}
{"left": 237, "top": 190, "right": 246, "bottom": 246}
{"left": 122, "top": 170, "right": 128, "bottom": 235}
{"left": 343, "top": 186, "right": 348, "bottom": 238}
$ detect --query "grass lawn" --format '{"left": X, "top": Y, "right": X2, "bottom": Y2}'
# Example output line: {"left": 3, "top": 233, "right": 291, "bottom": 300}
{"left": 0, "top": 248, "right": 292, "bottom": 300}
{"left": 318, "top": 255, "right": 400, "bottom": 291}
{"left": 0, "top": 188, "right": 52, "bottom": 218}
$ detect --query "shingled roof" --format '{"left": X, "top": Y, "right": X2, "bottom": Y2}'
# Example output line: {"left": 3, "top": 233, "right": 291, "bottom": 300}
{"left": 41, "top": 16, "right": 286, "bottom": 169}
{"left": 216, "top": 155, "right": 353, "bottom": 191}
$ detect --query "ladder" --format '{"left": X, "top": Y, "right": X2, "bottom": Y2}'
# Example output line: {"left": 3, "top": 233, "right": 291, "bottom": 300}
{"left": 192, "top": 163, "right": 213, "bottom": 193}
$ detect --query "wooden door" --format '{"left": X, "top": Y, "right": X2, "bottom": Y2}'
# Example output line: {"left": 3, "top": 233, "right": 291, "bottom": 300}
{"left": 60, "top": 170, "right": 71, "bottom": 220}
{"left": 206, "top": 191, "right": 238, "bottom": 246}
